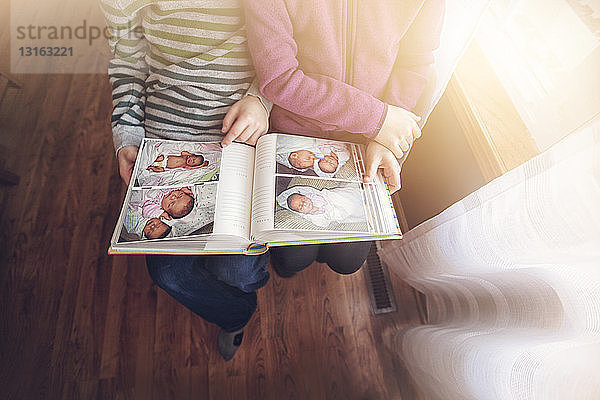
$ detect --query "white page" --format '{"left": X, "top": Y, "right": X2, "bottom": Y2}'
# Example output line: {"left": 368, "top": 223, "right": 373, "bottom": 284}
{"left": 374, "top": 174, "right": 400, "bottom": 233}
{"left": 213, "top": 143, "right": 255, "bottom": 238}
{"left": 250, "top": 134, "right": 277, "bottom": 239}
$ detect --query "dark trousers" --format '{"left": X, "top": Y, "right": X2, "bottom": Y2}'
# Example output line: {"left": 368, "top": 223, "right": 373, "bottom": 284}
{"left": 270, "top": 241, "right": 372, "bottom": 275}
{"left": 146, "top": 253, "right": 269, "bottom": 332}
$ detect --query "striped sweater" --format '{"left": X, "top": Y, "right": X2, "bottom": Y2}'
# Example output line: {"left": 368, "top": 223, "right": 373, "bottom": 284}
{"left": 101, "top": 0, "right": 270, "bottom": 153}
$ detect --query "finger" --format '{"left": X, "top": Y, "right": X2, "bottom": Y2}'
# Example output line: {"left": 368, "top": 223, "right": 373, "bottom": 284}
{"left": 120, "top": 170, "right": 128, "bottom": 185}
{"left": 377, "top": 137, "right": 404, "bottom": 159}
{"left": 391, "top": 144, "right": 404, "bottom": 160}
{"left": 379, "top": 137, "right": 404, "bottom": 159}
{"left": 363, "top": 152, "right": 381, "bottom": 183}
{"left": 386, "top": 171, "right": 401, "bottom": 193}
{"left": 245, "top": 128, "right": 263, "bottom": 146}
{"left": 412, "top": 121, "right": 422, "bottom": 139}
{"left": 221, "top": 103, "right": 239, "bottom": 134}
{"left": 120, "top": 166, "right": 132, "bottom": 186}
{"left": 408, "top": 111, "right": 421, "bottom": 122}
{"left": 382, "top": 159, "right": 401, "bottom": 192}
{"left": 398, "top": 137, "right": 410, "bottom": 153}
{"left": 250, "top": 124, "right": 269, "bottom": 145}
{"left": 221, "top": 119, "right": 247, "bottom": 147}
{"left": 236, "top": 125, "right": 254, "bottom": 143}
{"left": 387, "top": 179, "right": 401, "bottom": 194}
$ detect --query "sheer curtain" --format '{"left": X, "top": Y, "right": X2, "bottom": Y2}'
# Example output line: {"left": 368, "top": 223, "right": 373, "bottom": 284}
{"left": 412, "top": 0, "right": 492, "bottom": 125}
{"left": 379, "top": 117, "right": 600, "bottom": 400}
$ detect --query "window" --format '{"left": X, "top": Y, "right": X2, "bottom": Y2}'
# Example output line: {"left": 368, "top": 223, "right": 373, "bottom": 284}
{"left": 475, "top": 0, "right": 600, "bottom": 151}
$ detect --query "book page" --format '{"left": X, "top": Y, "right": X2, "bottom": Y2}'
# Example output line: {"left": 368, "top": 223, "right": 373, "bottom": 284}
{"left": 250, "top": 134, "right": 277, "bottom": 239}
{"left": 252, "top": 134, "right": 401, "bottom": 244}
{"left": 109, "top": 138, "right": 256, "bottom": 254}
{"left": 213, "top": 142, "right": 256, "bottom": 238}
{"left": 111, "top": 139, "right": 222, "bottom": 248}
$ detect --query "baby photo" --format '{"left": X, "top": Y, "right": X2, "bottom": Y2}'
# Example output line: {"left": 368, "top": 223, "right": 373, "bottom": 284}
{"left": 134, "top": 139, "right": 222, "bottom": 187}
{"left": 274, "top": 176, "right": 369, "bottom": 232}
{"left": 275, "top": 134, "right": 359, "bottom": 180}
{"left": 118, "top": 183, "right": 217, "bottom": 242}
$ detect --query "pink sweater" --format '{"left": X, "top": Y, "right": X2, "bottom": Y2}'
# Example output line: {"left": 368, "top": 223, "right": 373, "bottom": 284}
{"left": 244, "top": 0, "right": 445, "bottom": 142}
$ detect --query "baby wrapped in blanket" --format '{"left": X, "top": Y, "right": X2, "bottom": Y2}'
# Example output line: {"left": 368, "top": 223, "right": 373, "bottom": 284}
{"left": 276, "top": 136, "right": 351, "bottom": 178}
{"left": 276, "top": 184, "right": 366, "bottom": 228}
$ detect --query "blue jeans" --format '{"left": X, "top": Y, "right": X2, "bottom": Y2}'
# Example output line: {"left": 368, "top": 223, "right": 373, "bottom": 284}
{"left": 146, "top": 253, "right": 270, "bottom": 332}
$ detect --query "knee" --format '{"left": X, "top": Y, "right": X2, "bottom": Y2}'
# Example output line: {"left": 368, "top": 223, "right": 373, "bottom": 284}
{"left": 204, "top": 253, "right": 270, "bottom": 293}
{"left": 270, "top": 245, "right": 319, "bottom": 271}
{"left": 318, "top": 241, "right": 372, "bottom": 275}
{"left": 145, "top": 255, "right": 187, "bottom": 293}
{"left": 327, "top": 262, "right": 363, "bottom": 275}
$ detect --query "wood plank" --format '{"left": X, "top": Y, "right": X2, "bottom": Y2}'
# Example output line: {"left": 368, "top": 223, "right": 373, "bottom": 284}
{"left": 127, "top": 257, "right": 158, "bottom": 400}
{"left": 100, "top": 256, "right": 129, "bottom": 379}
{"left": 242, "top": 307, "right": 267, "bottom": 400}
{"left": 152, "top": 290, "right": 192, "bottom": 400}
{"left": 0, "top": 168, "right": 20, "bottom": 185}
{"left": 0, "top": 74, "right": 9, "bottom": 99}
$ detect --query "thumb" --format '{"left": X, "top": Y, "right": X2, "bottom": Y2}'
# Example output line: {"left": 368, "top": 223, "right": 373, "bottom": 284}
{"left": 363, "top": 152, "right": 380, "bottom": 183}
{"left": 381, "top": 158, "right": 401, "bottom": 192}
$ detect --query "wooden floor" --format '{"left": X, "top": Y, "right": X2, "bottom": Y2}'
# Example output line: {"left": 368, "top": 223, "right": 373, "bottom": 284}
{"left": 0, "top": 5, "right": 425, "bottom": 400}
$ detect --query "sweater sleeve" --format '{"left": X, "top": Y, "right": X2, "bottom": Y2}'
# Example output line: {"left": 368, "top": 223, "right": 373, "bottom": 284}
{"left": 382, "top": 0, "right": 445, "bottom": 111}
{"left": 245, "top": 77, "right": 273, "bottom": 116}
{"left": 243, "top": 0, "right": 387, "bottom": 138}
{"left": 101, "top": 0, "right": 149, "bottom": 155}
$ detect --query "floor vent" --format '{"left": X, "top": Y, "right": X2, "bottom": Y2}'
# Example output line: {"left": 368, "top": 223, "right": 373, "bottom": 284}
{"left": 363, "top": 242, "right": 397, "bottom": 315}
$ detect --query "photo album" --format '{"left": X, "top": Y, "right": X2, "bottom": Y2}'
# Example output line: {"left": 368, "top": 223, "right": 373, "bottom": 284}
{"left": 109, "top": 133, "right": 402, "bottom": 255}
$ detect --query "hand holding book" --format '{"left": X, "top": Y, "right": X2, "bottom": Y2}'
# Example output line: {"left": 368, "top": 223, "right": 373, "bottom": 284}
{"left": 220, "top": 95, "right": 269, "bottom": 147}
{"left": 363, "top": 141, "right": 402, "bottom": 193}
{"left": 374, "top": 104, "right": 422, "bottom": 159}
{"left": 117, "top": 145, "right": 139, "bottom": 185}
{"left": 109, "top": 133, "right": 402, "bottom": 255}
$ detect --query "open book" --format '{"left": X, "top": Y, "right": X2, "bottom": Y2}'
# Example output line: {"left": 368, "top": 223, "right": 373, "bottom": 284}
{"left": 109, "top": 133, "right": 402, "bottom": 255}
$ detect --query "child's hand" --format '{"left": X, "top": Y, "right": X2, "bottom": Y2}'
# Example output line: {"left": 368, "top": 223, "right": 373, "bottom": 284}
{"left": 221, "top": 95, "right": 269, "bottom": 147}
{"left": 375, "top": 104, "right": 421, "bottom": 159}
{"left": 363, "top": 141, "right": 401, "bottom": 193}
{"left": 181, "top": 186, "right": 194, "bottom": 197}
{"left": 117, "top": 145, "right": 139, "bottom": 185}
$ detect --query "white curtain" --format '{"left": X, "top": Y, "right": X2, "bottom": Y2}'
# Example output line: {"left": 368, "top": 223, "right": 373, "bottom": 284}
{"left": 412, "top": 0, "right": 492, "bottom": 125}
{"left": 379, "top": 117, "right": 600, "bottom": 400}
